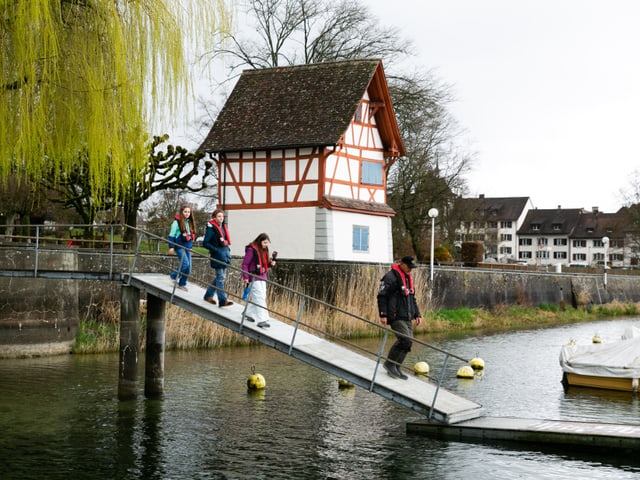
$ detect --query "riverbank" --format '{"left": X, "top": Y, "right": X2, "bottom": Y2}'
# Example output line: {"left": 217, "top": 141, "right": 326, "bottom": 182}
{"left": 72, "top": 300, "right": 640, "bottom": 354}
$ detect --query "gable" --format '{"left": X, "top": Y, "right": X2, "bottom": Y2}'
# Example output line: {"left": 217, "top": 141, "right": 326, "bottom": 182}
{"left": 198, "top": 59, "right": 404, "bottom": 157}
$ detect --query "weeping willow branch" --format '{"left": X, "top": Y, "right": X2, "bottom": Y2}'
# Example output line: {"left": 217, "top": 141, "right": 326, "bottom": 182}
{"left": 0, "top": 0, "right": 230, "bottom": 205}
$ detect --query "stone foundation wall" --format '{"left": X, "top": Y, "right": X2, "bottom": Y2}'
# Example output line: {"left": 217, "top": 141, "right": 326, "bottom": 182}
{"left": 2, "top": 248, "right": 640, "bottom": 358}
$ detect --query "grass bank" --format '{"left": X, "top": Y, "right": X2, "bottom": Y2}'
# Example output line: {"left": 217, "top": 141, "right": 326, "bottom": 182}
{"left": 73, "top": 299, "right": 640, "bottom": 354}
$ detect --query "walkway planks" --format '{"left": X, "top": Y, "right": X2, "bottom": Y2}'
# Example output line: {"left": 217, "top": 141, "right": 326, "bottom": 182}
{"left": 407, "top": 416, "right": 640, "bottom": 452}
{"left": 126, "top": 273, "right": 484, "bottom": 424}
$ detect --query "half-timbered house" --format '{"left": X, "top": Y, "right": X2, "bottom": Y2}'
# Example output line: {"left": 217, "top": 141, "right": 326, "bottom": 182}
{"left": 198, "top": 59, "right": 404, "bottom": 262}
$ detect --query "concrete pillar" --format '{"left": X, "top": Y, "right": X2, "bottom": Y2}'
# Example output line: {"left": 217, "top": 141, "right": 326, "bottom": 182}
{"left": 144, "top": 294, "right": 166, "bottom": 398}
{"left": 118, "top": 285, "right": 140, "bottom": 400}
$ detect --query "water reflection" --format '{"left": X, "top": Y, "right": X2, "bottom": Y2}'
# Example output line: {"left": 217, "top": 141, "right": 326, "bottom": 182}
{"left": 1, "top": 318, "right": 640, "bottom": 479}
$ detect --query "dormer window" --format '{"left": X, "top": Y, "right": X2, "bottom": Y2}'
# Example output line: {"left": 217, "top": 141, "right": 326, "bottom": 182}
{"left": 552, "top": 223, "right": 561, "bottom": 231}
{"left": 586, "top": 227, "right": 594, "bottom": 233}
{"left": 531, "top": 223, "right": 541, "bottom": 231}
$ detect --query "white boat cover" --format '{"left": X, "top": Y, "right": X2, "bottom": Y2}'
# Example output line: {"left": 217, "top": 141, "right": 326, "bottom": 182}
{"left": 559, "top": 326, "right": 640, "bottom": 378}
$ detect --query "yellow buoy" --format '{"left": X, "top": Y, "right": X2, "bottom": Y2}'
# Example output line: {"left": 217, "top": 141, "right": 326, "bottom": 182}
{"left": 247, "top": 365, "right": 266, "bottom": 390}
{"left": 247, "top": 373, "right": 266, "bottom": 390}
{"left": 338, "top": 378, "right": 355, "bottom": 389}
{"left": 456, "top": 365, "right": 475, "bottom": 379}
{"left": 470, "top": 357, "right": 485, "bottom": 371}
{"left": 592, "top": 334, "right": 601, "bottom": 344}
{"left": 413, "top": 361, "right": 430, "bottom": 376}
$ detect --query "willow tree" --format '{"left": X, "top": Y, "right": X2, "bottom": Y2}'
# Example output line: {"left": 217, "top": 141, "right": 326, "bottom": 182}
{"left": 0, "top": 0, "right": 229, "bottom": 205}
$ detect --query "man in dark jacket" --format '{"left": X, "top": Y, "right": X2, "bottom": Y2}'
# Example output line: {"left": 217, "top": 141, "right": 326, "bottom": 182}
{"left": 377, "top": 256, "right": 423, "bottom": 379}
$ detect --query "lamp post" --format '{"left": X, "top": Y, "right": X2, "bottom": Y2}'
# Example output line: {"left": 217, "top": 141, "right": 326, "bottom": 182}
{"left": 602, "top": 236, "right": 609, "bottom": 287}
{"left": 428, "top": 208, "right": 439, "bottom": 283}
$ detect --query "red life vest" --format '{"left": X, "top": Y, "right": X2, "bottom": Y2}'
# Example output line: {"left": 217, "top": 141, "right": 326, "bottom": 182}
{"left": 208, "top": 219, "right": 231, "bottom": 244}
{"left": 251, "top": 244, "right": 270, "bottom": 274}
{"left": 174, "top": 214, "right": 195, "bottom": 241}
{"left": 391, "top": 264, "right": 414, "bottom": 296}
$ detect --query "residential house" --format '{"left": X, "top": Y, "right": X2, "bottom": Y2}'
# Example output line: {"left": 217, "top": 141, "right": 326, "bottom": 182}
{"left": 198, "top": 60, "right": 404, "bottom": 262}
{"left": 455, "top": 195, "right": 532, "bottom": 262}
{"left": 516, "top": 207, "right": 586, "bottom": 266}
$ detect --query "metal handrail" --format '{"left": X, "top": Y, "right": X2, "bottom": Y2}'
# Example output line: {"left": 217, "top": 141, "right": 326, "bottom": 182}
{"left": 1, "top": 222, "right": 475, "bottom": 416}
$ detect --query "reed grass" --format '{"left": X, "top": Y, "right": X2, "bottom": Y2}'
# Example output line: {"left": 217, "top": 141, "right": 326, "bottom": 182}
{"left": 72, "top": 269, "right": 640, "bottom": 354}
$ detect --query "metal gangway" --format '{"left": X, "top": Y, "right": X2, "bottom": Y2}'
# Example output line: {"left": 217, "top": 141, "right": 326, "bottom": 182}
{"left": 0, "top": 224, "right": 484, "bottom": 424}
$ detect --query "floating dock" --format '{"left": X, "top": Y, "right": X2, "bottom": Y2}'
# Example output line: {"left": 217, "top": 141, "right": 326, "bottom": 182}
{"left": 407, "top": 416, "right": 640, "bottom": 452}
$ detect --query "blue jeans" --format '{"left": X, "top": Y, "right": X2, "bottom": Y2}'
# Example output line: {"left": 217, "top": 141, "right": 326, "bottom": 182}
{"left": 170, "top": 247, "right": 191, "bottom": 287}
{"left": 205, "top": 267, "right": 228, "bottom": 304}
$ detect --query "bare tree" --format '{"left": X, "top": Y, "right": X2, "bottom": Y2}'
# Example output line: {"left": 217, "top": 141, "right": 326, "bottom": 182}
{"left": 620, "top": 170, "right": 640, "bottom": 266}
{"left": 206, "top": 0, "right": 474, "bottom": 259}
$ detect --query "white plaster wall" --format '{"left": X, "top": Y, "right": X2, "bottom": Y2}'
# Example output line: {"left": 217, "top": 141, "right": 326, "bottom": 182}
{"left": 330, "top": 210, "right": 393, "bottom": 263}
{"left": 225, "top": 207, "right": 317, "bottom": 259}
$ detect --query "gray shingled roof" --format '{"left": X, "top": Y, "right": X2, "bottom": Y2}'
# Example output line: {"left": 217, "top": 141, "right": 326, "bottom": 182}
{"left": 459, "top": 196, "right": 530, "bottom": 221}
{"left": 198, "top": 59, "right": 390, "bottom": 154}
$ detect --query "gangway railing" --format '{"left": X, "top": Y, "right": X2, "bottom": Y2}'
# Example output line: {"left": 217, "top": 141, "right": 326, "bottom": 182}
{"left": 125, "top": 226, "right": 474, "bottom": 420}
{"left": 1, "top": 223, "right": 476, "bottom": 420}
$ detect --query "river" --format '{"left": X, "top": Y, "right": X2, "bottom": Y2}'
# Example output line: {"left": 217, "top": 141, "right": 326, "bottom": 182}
{"left": 1, "top": 317, "right": 640, "bottom": 479}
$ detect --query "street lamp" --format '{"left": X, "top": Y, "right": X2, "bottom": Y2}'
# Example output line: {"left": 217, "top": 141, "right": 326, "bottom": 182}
{"left": 602, "top": 236, "right": 609, "bottom": 287}
{"left": 428, "top": 208, "right": 439, "bottom": 283}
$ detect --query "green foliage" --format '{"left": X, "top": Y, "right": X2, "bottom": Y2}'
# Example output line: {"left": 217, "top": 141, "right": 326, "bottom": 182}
{"left": 73, "top": 317, "right": 119, "bottom": 354}
{"left": 433, "top": 308, "right": 476, "bottom": 326}
{"left": 1, "top": 0, "right": 229, "bottom": 206}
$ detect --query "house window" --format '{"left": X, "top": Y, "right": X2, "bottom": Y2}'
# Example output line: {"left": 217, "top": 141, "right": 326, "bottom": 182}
{"left": 487, "top": 222, "right": 497, "bottom": 228}
{"left": 519, "top": 251, "right": 532, "bottom": 259}
{"left": 352, "top": 225, "right": 369, "bottom": 252}
{"left": 593, "top": 239, "right": 605, "bottom": 247}
{"left": 531, "top": 223, "right": 541, "bottom": 231}
{"left": 554, "top": 251, "right": 567, "bottom": 259}
{"left": 499, "top": 246, "right": 512, "bottom": 254}
{"left": 538, "top": 238, "right": 548, "bottom": 246}
{"left": 573, "top": 240, "right": 586, "bottom": 248}
{"left": 536, "top": 250, "right": 549, "bottom": 259}
{"left": 554, "top": 238, "right": 567, "bottom": 246}
{"left": 361, "top": 161, "right": 383, "bottom": 185}
{"left": 500, "top": 221, "right": 512, "bottom": 228}
{"left": 270, "top": 159, "right": 283, "bottom": 182}
{"left": 572, "top": 253, "right": 587, "bottom": 261}
{"left": 593, "top": 253, "right": 605, "bottom": 261}
{"left": 552, "top": 223, "right": 562, "bottom": 231}
{"left": 519, "top": 238, "right": 532, "bottom": 246}
{"left": 500, "top": 234, "right": 512, "bottom": 241}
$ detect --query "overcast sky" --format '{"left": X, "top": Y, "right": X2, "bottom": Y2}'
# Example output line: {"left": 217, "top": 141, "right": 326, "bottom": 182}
{"left": 366, "top": 0, "right": 640, "bottom": 212}
{"left": 171, "top": 1, "right": 640, "bottom": 213}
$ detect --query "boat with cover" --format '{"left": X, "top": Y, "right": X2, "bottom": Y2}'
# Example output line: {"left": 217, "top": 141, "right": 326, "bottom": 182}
{"left": 559, "top": 326, "right": 640, "bottom": 392}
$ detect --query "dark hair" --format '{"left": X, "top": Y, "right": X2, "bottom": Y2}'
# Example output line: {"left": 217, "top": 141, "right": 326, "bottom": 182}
{"left": 251, "top": 233, "right": 270, "bottom": 253}
{"left": 212, "top": 208, "right": 224, "bottom": 218}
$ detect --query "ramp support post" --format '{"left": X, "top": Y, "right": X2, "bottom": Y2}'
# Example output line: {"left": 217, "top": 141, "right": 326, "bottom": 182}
{"left": 144, "top": 294, "right": 166, "bottom": 398}
{"left": 118, "top": 285, "right": 140, "bottom": 400}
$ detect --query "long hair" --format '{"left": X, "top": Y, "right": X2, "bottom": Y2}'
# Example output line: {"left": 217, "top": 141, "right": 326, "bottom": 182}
{"left": 176, "top": 205, "right": 196, "bottom": 234}
{"left": 251, "top": 232, "right": 270, "bottom": 255}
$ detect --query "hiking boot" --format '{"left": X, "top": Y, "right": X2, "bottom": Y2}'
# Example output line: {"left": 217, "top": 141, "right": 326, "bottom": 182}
{"left": 396, "top": 366, "right": 409, "bottom": 380}
{"left": 204, "top": 298, "right": 216, "bottom": 305}
{"left": 383, "top": 362, "right": 402, "bottom": 379}
{"left": 220, "top": 301, "right": 233, "bottom": 307}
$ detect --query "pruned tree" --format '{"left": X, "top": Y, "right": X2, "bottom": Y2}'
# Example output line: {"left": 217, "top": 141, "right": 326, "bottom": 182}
{"left": 42, "top": 135, "right": 213, "bottom": 243}
{"left": 205, "top": 0, "right": 474, "bottom": 259}
{"left": 1, "top": 0, "right": 229, "bottom": 207}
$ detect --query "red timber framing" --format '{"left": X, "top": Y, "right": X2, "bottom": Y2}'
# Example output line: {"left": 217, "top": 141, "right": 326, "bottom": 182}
{"left": 218, "top": 96, "right": 391, "bottom": 211}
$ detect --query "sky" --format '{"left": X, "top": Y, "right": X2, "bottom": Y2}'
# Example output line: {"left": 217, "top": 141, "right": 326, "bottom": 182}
{"left": 171, "top": 0, "right": 640, "bottom": 213}
{"left": 364, "top": 0, "right": 640, "bottom": 212}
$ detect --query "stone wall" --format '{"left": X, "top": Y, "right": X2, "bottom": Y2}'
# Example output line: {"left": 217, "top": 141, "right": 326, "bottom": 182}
{"left": 2, "top": 248, "right": 640, "bottom": 357}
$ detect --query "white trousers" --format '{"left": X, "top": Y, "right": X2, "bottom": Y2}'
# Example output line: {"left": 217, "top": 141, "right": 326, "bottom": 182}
{"left": 246, "top": 281, "right": 269, "bottom": 323}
